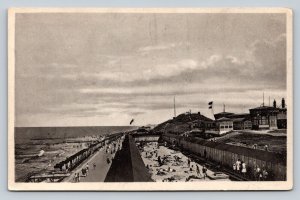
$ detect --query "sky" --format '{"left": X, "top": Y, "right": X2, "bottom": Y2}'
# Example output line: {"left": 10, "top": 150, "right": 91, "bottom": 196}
{"left": 15, "top": 12, "right": 287, "bottom": 127}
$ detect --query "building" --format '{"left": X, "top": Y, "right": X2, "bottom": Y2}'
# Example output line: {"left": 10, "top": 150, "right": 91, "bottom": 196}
{"left": 214, "top": 112, "right": 234, "bottom": 120}
{"left": 215, "top": 117, "right": 233, "bottom": 135}
{"left": 249, "top": 106, "right": 279, "bottom": 130}
{"left": 277, "top": 98, "right": 287, "bottom": 129}
{"left": 228, "top": 113, "right": 252, "bottom": 130}
{"left": 277, "top": 108, "right": 287, "bottom": 129}
{"left": 249, "top": 98, "right": 288, "bottom": 130}
{"left": 232, "top": 118, "right": 252, "bottom": 130}
{"left": 215, "top": 112, "right": 252, "bottom": 130}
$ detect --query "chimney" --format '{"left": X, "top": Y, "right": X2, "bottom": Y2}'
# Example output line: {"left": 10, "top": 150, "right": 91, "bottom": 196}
{"left": 273, "top": 99, "right": 277, "bottom": 108}
{"left": 282, "top": 98, "right": 286, "bottom": 109}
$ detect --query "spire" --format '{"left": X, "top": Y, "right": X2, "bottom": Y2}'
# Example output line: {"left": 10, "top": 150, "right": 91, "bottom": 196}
{"left": 223, "top": 103, "right": 225, "bottom": 112}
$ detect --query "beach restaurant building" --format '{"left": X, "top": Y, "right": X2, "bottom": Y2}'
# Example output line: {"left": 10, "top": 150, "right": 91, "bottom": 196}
{"left": 215, "top": 117, "right": 233, "bottom": 135}
{"left": 249, "top": 106, "right": 279, "bottom": 130}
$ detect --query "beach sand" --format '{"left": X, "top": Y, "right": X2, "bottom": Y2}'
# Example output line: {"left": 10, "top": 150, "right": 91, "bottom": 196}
{"left": 140, "top": 142, "right": 231, "bottom": 182}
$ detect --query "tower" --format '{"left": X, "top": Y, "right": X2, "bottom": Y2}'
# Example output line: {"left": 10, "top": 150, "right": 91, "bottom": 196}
{"left": 273, "top": 99, "right": 277, "bottom": 108}
{"left": 281, "top": 98, "right": 286, "bottom": 109}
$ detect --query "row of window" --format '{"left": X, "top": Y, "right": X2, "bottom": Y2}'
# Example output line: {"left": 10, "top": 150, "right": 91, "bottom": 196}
{"left": 220, "top": 125, "right": 233, "bottom": 129}
{"left": 253, "top": 119, "right": 277, "bottom": 126}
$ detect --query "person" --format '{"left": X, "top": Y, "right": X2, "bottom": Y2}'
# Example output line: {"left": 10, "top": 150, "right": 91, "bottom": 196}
{"left": 86, "top": 163, "right": 89, "bottom": 175}
{"left": 255, "top": 166, "right": 262, "bottom": 181}
{"left": 106, "top": 157, "right": 110, "bottom": 164}
{"left": 196, "top": 165, "right": 201, "bottom": 177}
{"left": 236, "top": 159, "right": 241, "bottom": 173}
{"left": 202, "top": 166, "right": 207, "bottom": 179}
{"left": 81, "top": 168, "right": 86, "bottom": 176}
{"left": 76, "top": 173, "right": 80, "bottom": 182}
{"left": 93, "top": 163, "right": 96, "bottom": 170}
{"left": 73, "top": 173, "right": 77, "bottom": 182}
{"left": 241, "top": 162, "right": 247, "bottom": 177}
{"left": 158, "top": 156, "right": 162, "bottom": 166}
{"left": 264, "top": 145, "right": 269, "bottom": 151}
{"left": 262, "top": 169, "right": 268, "bottom": 181}
{"left": 233, "top": 163, "right": 237, "bottom": 172}
{"left": 187, "top": 158, "right": 191, "bottom": 167}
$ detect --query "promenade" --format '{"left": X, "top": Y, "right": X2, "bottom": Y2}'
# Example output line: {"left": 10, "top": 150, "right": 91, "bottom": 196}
{"left": 64, "top": 136, "right": 124, "bottom": 182}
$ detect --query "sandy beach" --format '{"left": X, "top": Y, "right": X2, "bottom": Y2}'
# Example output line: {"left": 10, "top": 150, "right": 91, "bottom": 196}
{"left": 139, "top": 142, "right": 231, "bottom": 182}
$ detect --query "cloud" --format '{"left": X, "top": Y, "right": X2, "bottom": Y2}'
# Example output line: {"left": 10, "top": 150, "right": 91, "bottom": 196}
{"left": 14, "top": 13, "right": 287, "bottom": 126}
{"left": 138, "top": 42, "right": 188, "bottom": 52}
{"left": 143, "top": 59, "right": 198, "bottom": 79}
{"left": 79, "top": 58, "right": 199, "bottom": 83}
{"left": 138, "top": 43, "right": 177, "bottom": 52}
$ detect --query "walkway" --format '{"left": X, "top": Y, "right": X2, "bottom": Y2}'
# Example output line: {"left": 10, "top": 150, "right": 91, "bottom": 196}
{"left": 64, "top": 137, "right": 124, "bottom": 182}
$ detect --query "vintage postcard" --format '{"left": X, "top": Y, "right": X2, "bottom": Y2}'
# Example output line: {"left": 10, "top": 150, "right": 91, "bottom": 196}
{"left": 8, "top": 8, "right": 293, "bottom": 191}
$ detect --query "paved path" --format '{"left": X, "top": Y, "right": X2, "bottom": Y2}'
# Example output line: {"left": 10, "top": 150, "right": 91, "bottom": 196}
{"left": 80, "top": 148, "right": 115, "bottom": 182}
{"left": 64, "top": 137, "right": 124, "bottom": 182}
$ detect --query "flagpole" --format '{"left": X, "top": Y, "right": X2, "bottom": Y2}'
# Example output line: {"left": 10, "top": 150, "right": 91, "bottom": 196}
{"left": 173, "top": 96, "right": 176, "bottom": 118}
{"left": 208, "top": 101, "right": 214, "bottom": 119}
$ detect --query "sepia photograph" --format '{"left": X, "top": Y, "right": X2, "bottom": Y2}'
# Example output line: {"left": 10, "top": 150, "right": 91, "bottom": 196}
{"left": 8, "top": 8, "right": 293, "bottom": 191}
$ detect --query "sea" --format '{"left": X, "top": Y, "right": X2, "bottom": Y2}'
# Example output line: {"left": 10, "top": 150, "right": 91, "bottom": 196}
{"left": 14, "top": 126, "right": 137, "bottom": 182}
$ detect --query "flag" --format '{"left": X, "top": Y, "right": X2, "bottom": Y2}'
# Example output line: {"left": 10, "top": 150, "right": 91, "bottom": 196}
{"left": 208, "top": 101, "right": 213, "bottom": 109}
{"left": 130, "top": 119, "right": 134, "bottom": 125}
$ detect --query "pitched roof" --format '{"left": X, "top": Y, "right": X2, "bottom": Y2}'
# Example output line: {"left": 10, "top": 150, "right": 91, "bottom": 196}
{"left": 249, "top": 106, "right": 279, "bottom": 111}
{"left": 215, "top": 112, "right": 234, "bottom": 115}
{"left": 232, "top": 117, "right": 248, "bottom": 122}
{"left": 215, "top": 117, "right": 233, "bottom": 122}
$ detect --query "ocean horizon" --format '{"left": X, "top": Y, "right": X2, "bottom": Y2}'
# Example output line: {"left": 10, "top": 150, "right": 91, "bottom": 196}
{"left": 15, "top": 126, "right": 138, "bottom": 144}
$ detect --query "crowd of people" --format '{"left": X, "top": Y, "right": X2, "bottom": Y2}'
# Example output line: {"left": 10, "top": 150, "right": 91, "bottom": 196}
{"left": 73, "top": 163, "right": 91, "bottom": 182}
{"left": 232, "top": 159, "right": 269, "bottom": 181}
{"left": 143, "top": 143, "right": 211, "bottom": 181}
{"left": 187, "top": 158, "right": 208, "bottom": 180}
{"left": 72, "top": 136, "right": 124, "bottom": 183}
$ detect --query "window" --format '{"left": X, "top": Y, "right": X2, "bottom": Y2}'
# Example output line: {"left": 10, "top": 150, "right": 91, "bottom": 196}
{"left": 260, "top": 116, "right": 268, "bottom": 125}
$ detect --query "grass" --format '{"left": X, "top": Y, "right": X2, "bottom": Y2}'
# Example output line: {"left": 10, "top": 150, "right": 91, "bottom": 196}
{"left": 219, "top": 132, "right": 286, "bottom": 154}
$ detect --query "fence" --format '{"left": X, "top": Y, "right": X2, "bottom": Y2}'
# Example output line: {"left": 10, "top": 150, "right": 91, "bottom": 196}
{"left": 162, "top": 133, "right": 286, "bottom": 181}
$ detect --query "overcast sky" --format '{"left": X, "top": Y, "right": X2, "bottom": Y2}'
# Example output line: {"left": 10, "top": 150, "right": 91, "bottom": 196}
{"left": 15, "top": 13, "right": 287, "bottom": 127}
